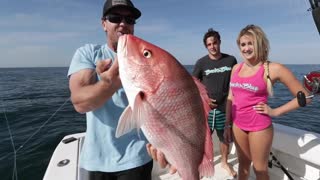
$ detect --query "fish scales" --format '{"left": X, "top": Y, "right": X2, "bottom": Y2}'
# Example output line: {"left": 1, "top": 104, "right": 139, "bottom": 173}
{"left": 116, "top": 34, "right": 214, "bottom": 180}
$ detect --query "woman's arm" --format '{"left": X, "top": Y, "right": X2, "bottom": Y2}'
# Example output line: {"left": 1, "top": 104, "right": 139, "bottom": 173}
{"left": 255, "top": 62, "right": 312, "bottom": 117}
{"left": 224, "top": 64, "right": 238, "bottom": 143}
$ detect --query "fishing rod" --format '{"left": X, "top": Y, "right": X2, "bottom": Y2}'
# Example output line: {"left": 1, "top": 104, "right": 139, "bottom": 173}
{"left": 297, "top": 71, "right": 320, "bottom": 107}
{"left": 308, "top": 0, "right": 320, "bottom": 34}
{"left": 269, "top": 152, "right": 294, "bottom": 180}
{"left": 274, "top": 72, "right": 320, "bottom": 179}
{"left": 1, "top": 101, "right": 18, "bottom": 180}
{"left": 2, "top": 69, "right": 99, "bottom": 161}
{"left": 309, "top": 0, "right": 319, "bottom": 9}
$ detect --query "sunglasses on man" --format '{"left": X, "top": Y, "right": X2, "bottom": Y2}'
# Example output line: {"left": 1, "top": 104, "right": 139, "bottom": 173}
{"left": 105, "top": 14, "right": 136, "bottom": 25}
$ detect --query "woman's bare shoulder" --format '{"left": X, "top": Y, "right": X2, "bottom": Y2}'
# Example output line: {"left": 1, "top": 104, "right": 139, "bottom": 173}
{"left": 269, "top": 61, "right": 291, "bottom": 71}
{"left": 269, "top": 61, "right": 294, "bottom": 80}
{"left": 233, "top": 63, "right": 241, "bottom": 70}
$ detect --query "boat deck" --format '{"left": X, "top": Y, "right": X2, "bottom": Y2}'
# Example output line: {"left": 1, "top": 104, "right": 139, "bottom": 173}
{"left": 151, "top": 134, "right": 255, "bottom": 180}
{"left": 152, "top": 154, "right": 246, "bottom": 180}
{"left": 45, "top": 126, "right": 320, "bottom": 180}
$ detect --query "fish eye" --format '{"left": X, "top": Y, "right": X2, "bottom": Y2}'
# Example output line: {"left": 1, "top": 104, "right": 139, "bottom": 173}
{"left": 143, "top": 50, "right": 152, "bottom": 58}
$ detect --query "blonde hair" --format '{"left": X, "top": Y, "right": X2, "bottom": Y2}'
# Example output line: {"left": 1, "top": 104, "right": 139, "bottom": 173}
{"left": 265, "top": 61, "right": 274, "bottom": 96}
{"left": 237, "top": 24, "right": 273, "bottom": 96}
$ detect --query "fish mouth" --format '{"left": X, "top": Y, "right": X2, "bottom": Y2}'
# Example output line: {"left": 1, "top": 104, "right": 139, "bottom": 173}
{"left": 118, "top": 35, "right": 128, "bottom": 57}
{"left": 117, "top": 34, "right": 129, "bottom": 82}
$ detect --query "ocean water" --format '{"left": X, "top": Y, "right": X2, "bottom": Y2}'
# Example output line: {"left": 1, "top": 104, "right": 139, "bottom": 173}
{"left": 0, "top": 65, "right": 320, "bottom": 180}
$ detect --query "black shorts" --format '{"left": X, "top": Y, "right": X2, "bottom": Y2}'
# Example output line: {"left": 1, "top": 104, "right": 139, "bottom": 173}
{"left": 211, "top": 129, "right": 225, "bottom": 143}
{"left": 86, "top": 160, "right": 153, "bottom": 180}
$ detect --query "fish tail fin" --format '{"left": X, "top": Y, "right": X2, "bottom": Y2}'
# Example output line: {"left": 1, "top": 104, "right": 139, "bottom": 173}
{"left": 199, "top": 157, "right": 215, "bottom": 177}
{"left": 198, "top": 126, "right": 215, "bottom": 177}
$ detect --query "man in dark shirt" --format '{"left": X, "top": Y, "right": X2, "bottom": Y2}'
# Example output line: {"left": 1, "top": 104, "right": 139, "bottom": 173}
{"left": 193, "top": 28, "right": 237, "bottom": 177}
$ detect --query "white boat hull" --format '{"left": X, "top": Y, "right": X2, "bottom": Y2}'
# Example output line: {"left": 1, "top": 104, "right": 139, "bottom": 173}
{"left": 43, "top": 123, "right": 320, "bottom": 180}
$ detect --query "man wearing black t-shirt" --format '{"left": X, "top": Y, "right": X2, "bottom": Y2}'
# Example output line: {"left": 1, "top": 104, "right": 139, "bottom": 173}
{"left": 193, "top": 28, "right": 237, "bottom": 177}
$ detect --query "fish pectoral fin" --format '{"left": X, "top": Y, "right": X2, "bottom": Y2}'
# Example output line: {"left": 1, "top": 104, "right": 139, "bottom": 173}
{"left": 132, "top": 92, "right": 148, "bottom": 128}
{"left": 116, "top": 93, "right": 147, "bottom": 138}
{"left": 116, "top": 106, "right": 137, "bottom": 138}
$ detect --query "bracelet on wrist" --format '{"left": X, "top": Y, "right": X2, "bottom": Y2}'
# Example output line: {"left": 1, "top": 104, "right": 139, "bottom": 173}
{"left": 224, "top": 124, "right": 232, "bottom": 129}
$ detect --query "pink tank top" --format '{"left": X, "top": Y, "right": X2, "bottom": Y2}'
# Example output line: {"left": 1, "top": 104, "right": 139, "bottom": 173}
{"left": 230, "top": 63, "right": 271, "bottom": 131}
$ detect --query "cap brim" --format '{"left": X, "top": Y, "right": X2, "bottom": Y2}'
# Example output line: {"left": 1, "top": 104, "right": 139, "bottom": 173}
{"left": 105, "top": 5, "right": 141, "bottom": 19}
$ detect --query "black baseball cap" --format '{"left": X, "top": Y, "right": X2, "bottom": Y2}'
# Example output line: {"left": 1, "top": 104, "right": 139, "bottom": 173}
{"left": 102, "top": 0, "right": 141, "bottom": 19}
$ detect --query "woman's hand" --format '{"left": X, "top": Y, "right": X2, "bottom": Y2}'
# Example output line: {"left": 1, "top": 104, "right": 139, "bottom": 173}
{"left": 146, "top": 143, "right": 177, "bottom": 174}
{"left": 254, "top": 102, "right": 277, "bottom": 117}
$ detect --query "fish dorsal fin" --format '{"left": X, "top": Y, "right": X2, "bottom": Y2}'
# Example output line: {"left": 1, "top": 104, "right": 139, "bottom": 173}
{"left": 115, "top": 92, "right": 146, "bottom": 138}
{"left": 192, "top": 77, "right": 211, "bottom": 119}
{"left": 193, "top": 77, "right": 215, "bottom": 176}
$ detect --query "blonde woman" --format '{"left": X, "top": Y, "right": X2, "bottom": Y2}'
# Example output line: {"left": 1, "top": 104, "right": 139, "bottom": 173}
{"left": 224, "top": 24, "right": 311, "bottom": 180}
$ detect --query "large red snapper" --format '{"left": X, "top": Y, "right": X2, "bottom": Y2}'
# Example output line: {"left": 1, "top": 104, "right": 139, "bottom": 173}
{"left": 116, "top": 34, "right": 214, "bottom": 179}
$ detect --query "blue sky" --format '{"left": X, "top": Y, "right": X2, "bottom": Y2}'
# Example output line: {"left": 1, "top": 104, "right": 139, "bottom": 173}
{"left": 0, "top": 0, "right": 319, "bottom": 67}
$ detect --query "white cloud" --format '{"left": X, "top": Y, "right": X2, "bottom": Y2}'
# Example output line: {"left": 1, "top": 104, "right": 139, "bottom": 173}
{"left": 0, "top": 32, "right": 82, "bottom": 46}
{"left": 1, "top": 45, "right": 73, "bottom": 67}
{"left": 0, "top": 0, "right": 319, "bottom": 67}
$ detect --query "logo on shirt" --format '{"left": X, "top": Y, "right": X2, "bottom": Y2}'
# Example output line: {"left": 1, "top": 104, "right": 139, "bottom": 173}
{"left": 205, "top": 66, "right": 232, "bottom": 76}
{"left": 230, "top": 82, "right": 259, "bottom": 92}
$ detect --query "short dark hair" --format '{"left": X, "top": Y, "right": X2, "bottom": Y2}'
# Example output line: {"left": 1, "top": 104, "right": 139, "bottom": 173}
{"left": 203, "top": 28, "right": 221, "bottom": 47}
